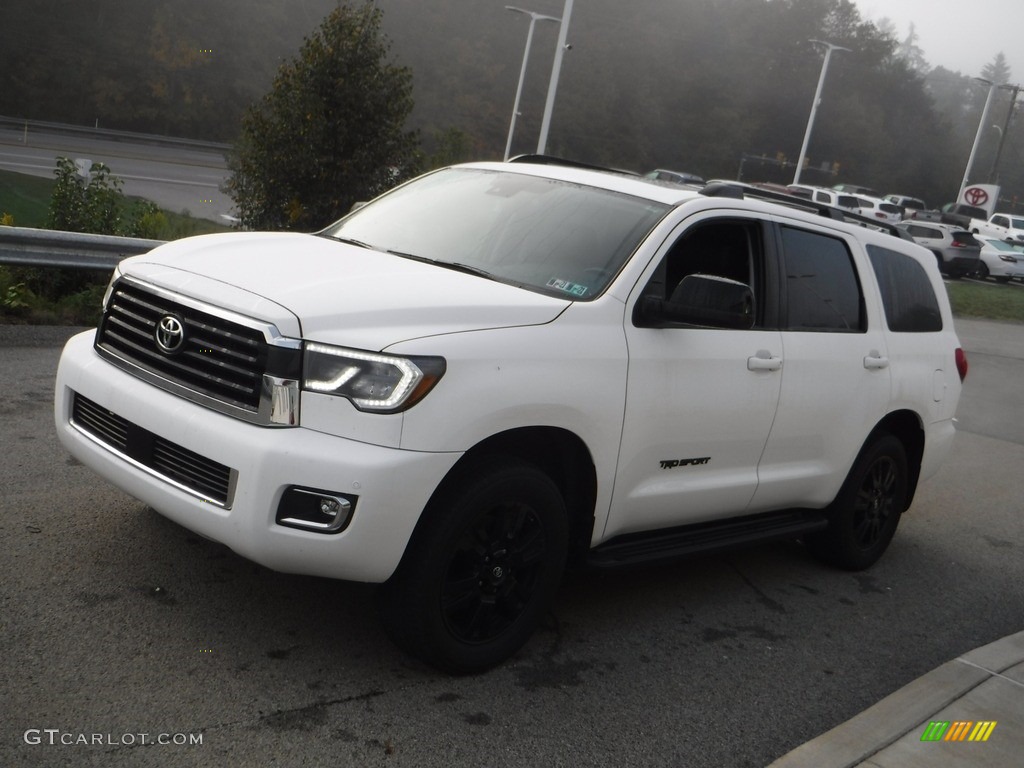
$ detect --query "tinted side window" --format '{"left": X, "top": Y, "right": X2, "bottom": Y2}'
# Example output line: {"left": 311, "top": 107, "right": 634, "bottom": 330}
{"left": 867, "top": 245, "right": 943, "bottom": 332}
{"left": 638, "top": 219, "right": 764, "bottom": 329}
{"left": 905, "top": 224, "right": 939, "bottom": 239}
{"left": 781, "top": 226, "right": 865, "bottom": 332}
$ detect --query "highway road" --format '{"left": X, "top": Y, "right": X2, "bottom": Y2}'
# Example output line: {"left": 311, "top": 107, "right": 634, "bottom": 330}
{"left": 0, "top": 126, "right": 233, "bottom": 224}
{"left": 1, "top": 318, "right": 1022, "bottom": 767}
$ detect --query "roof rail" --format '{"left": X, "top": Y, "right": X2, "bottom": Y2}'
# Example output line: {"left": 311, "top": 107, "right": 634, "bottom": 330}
{"left": 507, "top": 154, "right": 639, "bottom": 176}
{"left": 700, "top": 181, "right": 909, "bottom": 239}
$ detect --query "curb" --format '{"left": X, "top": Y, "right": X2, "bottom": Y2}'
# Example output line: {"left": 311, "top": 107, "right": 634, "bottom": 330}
{"left": 768, "top": 630, "right": 1024, "bottom": 768}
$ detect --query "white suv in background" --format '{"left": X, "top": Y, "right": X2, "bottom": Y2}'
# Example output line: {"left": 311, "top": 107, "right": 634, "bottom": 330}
{"left": 854, "top": 195, "right": 903, "bottom": 225}
{"left": 55, "top": 159, "right": 967, "bottom": 673}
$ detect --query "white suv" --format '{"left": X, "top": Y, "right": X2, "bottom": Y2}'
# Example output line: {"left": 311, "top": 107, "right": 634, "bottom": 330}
{"left": 55, "top": 160, "right": 966, "bottom": 673}
{"left": 853, "top": 195, "right": 903, "bottom": 225}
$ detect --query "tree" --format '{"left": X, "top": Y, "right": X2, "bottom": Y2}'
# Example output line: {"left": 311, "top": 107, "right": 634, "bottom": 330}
{"left": 896, "top": 23, "right": 929, "bottom": 74}
{"left": 981, "top": 52, "right": 1012, "bottom": 86}
{"left": 225, "top": 3, "right": 420, "bottom": 230}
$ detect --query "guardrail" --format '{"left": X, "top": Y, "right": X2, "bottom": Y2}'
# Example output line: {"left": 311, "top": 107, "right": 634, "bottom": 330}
{"left": 0, "top": 226, "right": 163, "bottom": 270}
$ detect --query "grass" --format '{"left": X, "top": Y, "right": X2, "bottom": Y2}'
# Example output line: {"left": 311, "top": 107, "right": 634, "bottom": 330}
{"left": 0, "top": 169, "right": 56, "bottom": 227}
{"left": 945, "top": 280, "right": 1024, "bottom": 324}
{"left": 0, "top": 168, "right": 230, "bottom": 239}
{"left": 2, "top": 168, "right": 231, "bottom": 324}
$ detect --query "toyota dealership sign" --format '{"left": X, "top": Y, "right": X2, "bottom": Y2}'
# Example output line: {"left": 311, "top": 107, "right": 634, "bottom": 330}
{"left": 958, "top": 184, "right": 1000, "bottom": 216}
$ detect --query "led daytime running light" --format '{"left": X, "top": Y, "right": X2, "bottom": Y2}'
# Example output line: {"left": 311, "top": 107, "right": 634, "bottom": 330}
{"left": 304, "top": 342, "right": 424, "bottom": 410}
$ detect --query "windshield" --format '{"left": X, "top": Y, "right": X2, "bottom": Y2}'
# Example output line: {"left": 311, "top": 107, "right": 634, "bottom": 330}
{"left": 321, "top": 168, "right": 669, "bottom": 300}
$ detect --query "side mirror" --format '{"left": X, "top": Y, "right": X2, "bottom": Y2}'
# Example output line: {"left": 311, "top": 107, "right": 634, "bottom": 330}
{"left": 637, "top": 274, "right": 754, "bottom": 330}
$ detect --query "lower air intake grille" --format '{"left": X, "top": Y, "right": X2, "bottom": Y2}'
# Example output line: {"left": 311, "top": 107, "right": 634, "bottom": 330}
{"left": 71, "top": 393, "right": 236, "bottom": 507}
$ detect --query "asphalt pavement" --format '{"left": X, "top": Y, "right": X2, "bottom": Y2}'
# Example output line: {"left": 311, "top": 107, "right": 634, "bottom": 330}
{"left": 1, "top": 316, "right": 1021, "bottom": 767}
{"left": 769, "top": 630, "right": 1024, "bottom": 767}
{"left": 770, "top": 315, "right": 1024, "bottom": 767}
{"left": 0, "top": 126, "right": 233, "bottom": 223}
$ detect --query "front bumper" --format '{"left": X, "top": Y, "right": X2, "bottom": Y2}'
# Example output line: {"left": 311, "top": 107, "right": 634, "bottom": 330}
{"left": 54, "top": 331, "right": 460, "bottom": 583}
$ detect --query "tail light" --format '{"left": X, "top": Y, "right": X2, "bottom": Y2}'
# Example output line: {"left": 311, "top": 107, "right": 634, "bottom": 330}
{"left": 955, "top": 348, "right": 968, "bottom": 382}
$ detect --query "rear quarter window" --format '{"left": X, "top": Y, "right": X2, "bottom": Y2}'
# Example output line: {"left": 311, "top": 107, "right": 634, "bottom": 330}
{"left": 866, "top": 245, "right": 943, "bottom": 333}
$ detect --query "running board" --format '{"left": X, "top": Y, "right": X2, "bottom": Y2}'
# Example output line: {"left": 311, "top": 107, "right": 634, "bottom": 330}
{"left": 587, "top": 509, "right": 828, "bottom": 568}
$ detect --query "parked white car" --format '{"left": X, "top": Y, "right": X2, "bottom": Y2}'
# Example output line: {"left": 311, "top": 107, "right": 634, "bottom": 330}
{"left": 55, "top": 160, "right": 966, "bottom": 673}
{"left": 853, "top": 195, "right": 903, "bottom": 225}
{"left": 975, "top": 237, "right": 1024, "bottom": 283}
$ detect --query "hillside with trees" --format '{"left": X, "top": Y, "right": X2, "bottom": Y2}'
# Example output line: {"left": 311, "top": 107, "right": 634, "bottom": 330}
{"left": 2, "top": 0, "right": 1021, "bottom": 211}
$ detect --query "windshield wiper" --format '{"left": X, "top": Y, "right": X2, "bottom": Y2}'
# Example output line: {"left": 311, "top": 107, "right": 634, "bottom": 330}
{"left": 439, "top": 262, "right": 497, "bottom": 280}
{"left": 321, "top": 234, "right": 376, "bottom": 250}
{"left": 381, "top": 250, "right": 496, "bottom": 280}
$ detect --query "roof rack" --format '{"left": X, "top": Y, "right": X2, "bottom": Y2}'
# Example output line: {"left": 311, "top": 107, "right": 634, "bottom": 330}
{"left": 700, "top": 181, "right": 911, "bottom": 240}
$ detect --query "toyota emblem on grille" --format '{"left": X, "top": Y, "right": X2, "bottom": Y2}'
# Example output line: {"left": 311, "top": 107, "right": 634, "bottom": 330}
{"left": 155, "top": 315, "right": 186, "bottom": 354}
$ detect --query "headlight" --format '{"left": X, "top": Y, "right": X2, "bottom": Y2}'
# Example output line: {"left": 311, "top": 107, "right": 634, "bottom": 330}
{"left": 303, "top": 342, "right": 445, "bottom": 413}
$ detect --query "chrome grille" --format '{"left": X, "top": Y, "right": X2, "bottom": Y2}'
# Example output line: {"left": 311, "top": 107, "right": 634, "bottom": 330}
{"left": 71, "top": 393, "right": 236, "bottom": 507}
{"left": 96, "top": 281, "right": 267, "bottom": 411}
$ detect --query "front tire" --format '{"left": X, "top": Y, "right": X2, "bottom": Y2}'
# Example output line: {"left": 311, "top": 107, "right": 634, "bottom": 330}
{"left": 378, "top": 458, "right": 568, "bottom": 674}
{"left": 806, "top": 434, "right": 908, "bottom": 571}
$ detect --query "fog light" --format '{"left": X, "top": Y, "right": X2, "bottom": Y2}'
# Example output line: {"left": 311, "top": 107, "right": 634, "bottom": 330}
{"left": 276, "top": 487, "right": 356, "bottom": 533}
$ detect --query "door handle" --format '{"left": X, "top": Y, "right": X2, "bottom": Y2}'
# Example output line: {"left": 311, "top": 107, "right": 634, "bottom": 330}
{"left": 864, "top": 350, "right": 889, "bottom": 370}
{"left": 747, "top": 350, "right": 782, "bottom": 371}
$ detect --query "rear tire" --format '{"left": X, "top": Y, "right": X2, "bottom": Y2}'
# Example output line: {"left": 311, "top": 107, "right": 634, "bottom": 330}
{"left": 976, "top": 263, "right": 990, "bottom": 281}
{"left": 378, "top": 458, "right": 568, "bottom": 674}
{"left": 806, "top": 434, "right": 907, "bottom": 571}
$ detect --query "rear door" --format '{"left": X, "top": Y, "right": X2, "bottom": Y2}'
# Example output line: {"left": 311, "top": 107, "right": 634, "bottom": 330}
{"left": 749, "top": 219, "right": 892, "bottom": 511}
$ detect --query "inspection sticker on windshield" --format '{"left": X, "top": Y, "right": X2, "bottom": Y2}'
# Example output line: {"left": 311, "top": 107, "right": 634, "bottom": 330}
{"left": 546, "top": 278, "right": 588, "bottom": 297}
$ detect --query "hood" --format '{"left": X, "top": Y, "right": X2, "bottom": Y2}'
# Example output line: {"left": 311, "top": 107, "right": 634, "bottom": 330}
{"left": 122, "top": 232, "right": 570, "bottom": 350}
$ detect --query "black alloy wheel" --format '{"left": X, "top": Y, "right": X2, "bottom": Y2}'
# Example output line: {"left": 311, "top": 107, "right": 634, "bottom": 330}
{"left": 378, "top": 458, "right": 568, "bottom": 674}
{"left": 851, "top": 454, "right": 899, "bottom": 551}
{"left": 441, "top": 500, "right": 548, "bottom": 645}
{"left": 806, "top": 433, "right": 908, "bottom": 571}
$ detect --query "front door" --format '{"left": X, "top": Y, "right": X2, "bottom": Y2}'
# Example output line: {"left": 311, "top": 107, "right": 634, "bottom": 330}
{"left": 606, "top": 214, "right": 783, "bottom": 539}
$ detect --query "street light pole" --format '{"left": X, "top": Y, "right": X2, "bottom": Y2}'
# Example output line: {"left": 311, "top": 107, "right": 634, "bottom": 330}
{"left": 793, "top": 40, "right": 849, "bottom": 186}
{"left": 958, "top": 78, "right": 998, "bottom": 202}
{"left": 503, "top": 7, "right": 560, "bottom": 161}
{"left": 536, "top": 0, "right": 574, "bottom": 155}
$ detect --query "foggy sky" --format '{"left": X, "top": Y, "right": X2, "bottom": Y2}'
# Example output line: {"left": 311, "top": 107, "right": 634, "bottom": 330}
{"left": 855, "top": 0, "right": 1023, "bottom": 82}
